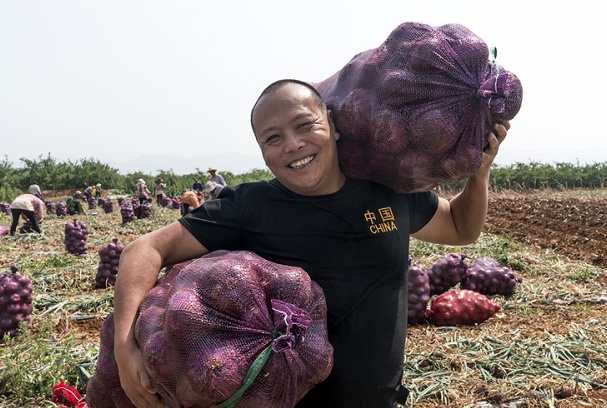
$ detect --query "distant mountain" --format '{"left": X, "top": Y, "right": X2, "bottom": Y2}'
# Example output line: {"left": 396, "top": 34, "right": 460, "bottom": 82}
{"left": 106, "top": 153, "right": 268, "bottom": 175}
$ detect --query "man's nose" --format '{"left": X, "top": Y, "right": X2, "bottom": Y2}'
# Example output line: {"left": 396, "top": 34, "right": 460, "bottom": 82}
{"left": 284, "top": 133, "right": 305, "bottom": 152}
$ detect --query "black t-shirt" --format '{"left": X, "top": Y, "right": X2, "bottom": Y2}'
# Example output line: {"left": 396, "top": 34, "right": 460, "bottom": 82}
{"left": 179, "top": 178, "right": 438, "bottom": 408}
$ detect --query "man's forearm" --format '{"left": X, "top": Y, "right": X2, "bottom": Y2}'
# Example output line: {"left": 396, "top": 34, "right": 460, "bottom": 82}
{"left": 448, "top": 167, "right": 490, "bottom": 243}
{"left": 113, "top": 222, "right": 209, "bottom": 353}
{"left": 113, "top": 239, "right": 163, "bottom": 354}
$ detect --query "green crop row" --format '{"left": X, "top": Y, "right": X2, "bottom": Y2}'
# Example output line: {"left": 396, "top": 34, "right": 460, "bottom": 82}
{"left": 441, "top": 160, "right": 607, "bottom": 191}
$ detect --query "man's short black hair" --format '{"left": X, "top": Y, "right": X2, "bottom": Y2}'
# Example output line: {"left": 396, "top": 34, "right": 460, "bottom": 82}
{"left": 250, "top": 79, "right": 328, "bottom": 135}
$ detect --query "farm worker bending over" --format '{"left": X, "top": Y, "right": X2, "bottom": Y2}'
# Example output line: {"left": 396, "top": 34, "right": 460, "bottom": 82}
{"left": 9, "top": 193, "right": 44, "bottom": 235}
{"left": 113, "top": 80, "right": 510, "bottom": 408}
{"left": 207, "top": 166, "right": 227, "bottom": 187}
{"left": 66, "top": 191, "right": 86, "bottom": 216}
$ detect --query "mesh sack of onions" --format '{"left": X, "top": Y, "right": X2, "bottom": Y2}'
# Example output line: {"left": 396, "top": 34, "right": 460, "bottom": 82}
{"left": 460, "top": 257, "right": 521, "bottom": 295}
{"left": 407, "top": 258, "right": 430, "bottom": 325}
{"left": 45, "top": 199, "right": 56, "bottom": 214}
{"left": 0, "top": 202, "right": 11, "bottom": 216}
{"left": 55, "top": 201, "right": 67, "bottom": 217}
{"left": 161, "top": 195, "right": 172, "bottom": 207}
{"left": 19, "top": 220, "right": 42, "bottom": 234}
{"left": 310, "top": 22, "right": 523, "bottom": 193}
{"left": 132, "top": 202, "right": 141, "bottom": 218}
{"left": 0, "top": 265, "right": 34, "bottom": 340}
{"left": 86, "top": 250, "right": 333, "bottom": 408}
{"left": 120, "top": 203, "right": 135, "bottom": 224}
{"left": 102, "top": 198, "right": 114, "bottom": 214}
{"left": 137, "top": 201, "right": 153, "bottom": 219}
{"left": 87, "top": 197, "right": 97, "bottom": 210}
{"left": 427, "top": 253, "right": 468, "bottom": 297}
{"left": 171, "top": 195, "right": 181, "bottom": 209}
{"left": 64, "top": 219, "right": 89, "bottom": 255}
{"left": 95, "top": 238, "right": 125, "bottom": 289}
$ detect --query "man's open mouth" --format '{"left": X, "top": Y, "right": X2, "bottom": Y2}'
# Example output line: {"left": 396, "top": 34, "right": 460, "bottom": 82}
{"left": 289, "top": 155, "right": 315, "bottom": 170}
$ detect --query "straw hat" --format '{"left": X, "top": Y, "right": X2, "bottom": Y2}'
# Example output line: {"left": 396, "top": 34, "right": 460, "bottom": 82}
{"left": 205, "top": 181, "right": 218, "bottom": 193}
{"left": 207, "top": 166, "right": 217, "bottom": 173}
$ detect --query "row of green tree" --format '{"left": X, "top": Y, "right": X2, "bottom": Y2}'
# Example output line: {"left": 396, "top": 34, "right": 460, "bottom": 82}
{"left": 1, "top": 155, "right": 605, "bottom": 202}
{"left": 0, "top": 154, "right": 274, "bottom": 202}
{"left": 441, "top": 160, "right": 607, "bottom": 191}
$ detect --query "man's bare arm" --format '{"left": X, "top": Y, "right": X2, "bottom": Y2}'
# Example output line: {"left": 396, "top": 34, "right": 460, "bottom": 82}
{"left": 113, "top": 221, "right": 209, "bottom": 408}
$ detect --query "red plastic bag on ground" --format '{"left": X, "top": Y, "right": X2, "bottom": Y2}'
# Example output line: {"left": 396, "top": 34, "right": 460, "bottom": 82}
{"left": 426, "top": 289, "right": 501, "bottom": 326}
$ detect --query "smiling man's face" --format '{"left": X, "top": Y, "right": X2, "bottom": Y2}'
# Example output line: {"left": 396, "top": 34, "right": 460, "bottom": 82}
{"left": 252, "top": 82, "right": 345, "bottom": 196}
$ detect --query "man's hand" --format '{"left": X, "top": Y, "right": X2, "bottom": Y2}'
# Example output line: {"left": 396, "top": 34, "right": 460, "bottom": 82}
{"left": 112, "top": 222, "right": 210, "bottom": 408}
{"left": 477, "top": 121, "right": 510, "bottom": 175}
{"left": 116, "top": 342, "right": 163, "bottom": 408}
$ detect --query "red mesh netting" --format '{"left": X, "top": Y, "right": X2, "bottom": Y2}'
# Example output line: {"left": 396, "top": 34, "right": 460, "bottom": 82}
{"left": 310, "top": 22, "right": 523, "bottom": 193}
{"left": 86, "top": 250, "right": 333, "bottom": 408}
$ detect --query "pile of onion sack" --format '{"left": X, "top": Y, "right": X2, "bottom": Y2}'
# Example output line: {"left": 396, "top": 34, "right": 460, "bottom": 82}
{"left": 310, "top": 22, "right": 523, "bottom": 192}
{"left": 86, "top": 250, "right": 333, "bottom": 408}
{"left": 407, "top": 254, "right": 522, "bottom": 327}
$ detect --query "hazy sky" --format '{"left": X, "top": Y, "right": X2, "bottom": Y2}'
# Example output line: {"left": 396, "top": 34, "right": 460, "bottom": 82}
{"left": 2, "top": 0, "right": 605, "bottom": 173}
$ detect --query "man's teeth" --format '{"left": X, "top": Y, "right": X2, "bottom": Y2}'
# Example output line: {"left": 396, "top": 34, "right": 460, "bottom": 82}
{"left": 290, "top": 156, "right": 314, "bottom": 169}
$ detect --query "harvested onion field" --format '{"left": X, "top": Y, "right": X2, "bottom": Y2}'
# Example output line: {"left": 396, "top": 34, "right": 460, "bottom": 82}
{"left": 1, "top": 190, "right": 607, "bottom": 407}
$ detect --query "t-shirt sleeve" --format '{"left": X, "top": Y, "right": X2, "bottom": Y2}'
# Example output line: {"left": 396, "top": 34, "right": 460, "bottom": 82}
{"left": 408, "top": 190, "right": 439, "bottom": 234}
{"left": 178, "top": 186, "right": 240, "bottom": 251}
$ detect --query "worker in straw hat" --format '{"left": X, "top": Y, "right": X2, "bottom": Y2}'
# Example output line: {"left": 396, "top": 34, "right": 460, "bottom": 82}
{"left": 207, "top": 166, "right": 226, "bottom": 188}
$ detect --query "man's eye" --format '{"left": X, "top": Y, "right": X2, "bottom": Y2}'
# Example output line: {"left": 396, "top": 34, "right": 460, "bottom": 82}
{"left": 266, "top": 134, "right": 279, "bottom": 143}
{"left": 297, "top": 122, "right": 312, "bottom": 130}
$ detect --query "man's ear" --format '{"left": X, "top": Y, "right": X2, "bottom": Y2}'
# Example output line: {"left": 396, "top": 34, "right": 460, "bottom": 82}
{"left": 327, "top": 110, "right": 340, "bottom": 141}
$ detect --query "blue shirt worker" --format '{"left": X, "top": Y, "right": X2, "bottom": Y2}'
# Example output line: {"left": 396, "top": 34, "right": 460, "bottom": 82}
{"left": 192, "top": 179, "right": 204, "bottom": 193}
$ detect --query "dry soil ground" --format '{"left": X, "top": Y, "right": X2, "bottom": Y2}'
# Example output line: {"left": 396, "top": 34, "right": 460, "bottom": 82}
{"left": 406, "top": 189, "right": 607, "bottom": 407}
{"left": 68, "top": 190, "right": 607, "bottom": 407}
{"left": 3, "top": 189, "right": 607, "bottom": 407}
{"left": 484, "top": 190, "right": 607, "bottom": 271}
